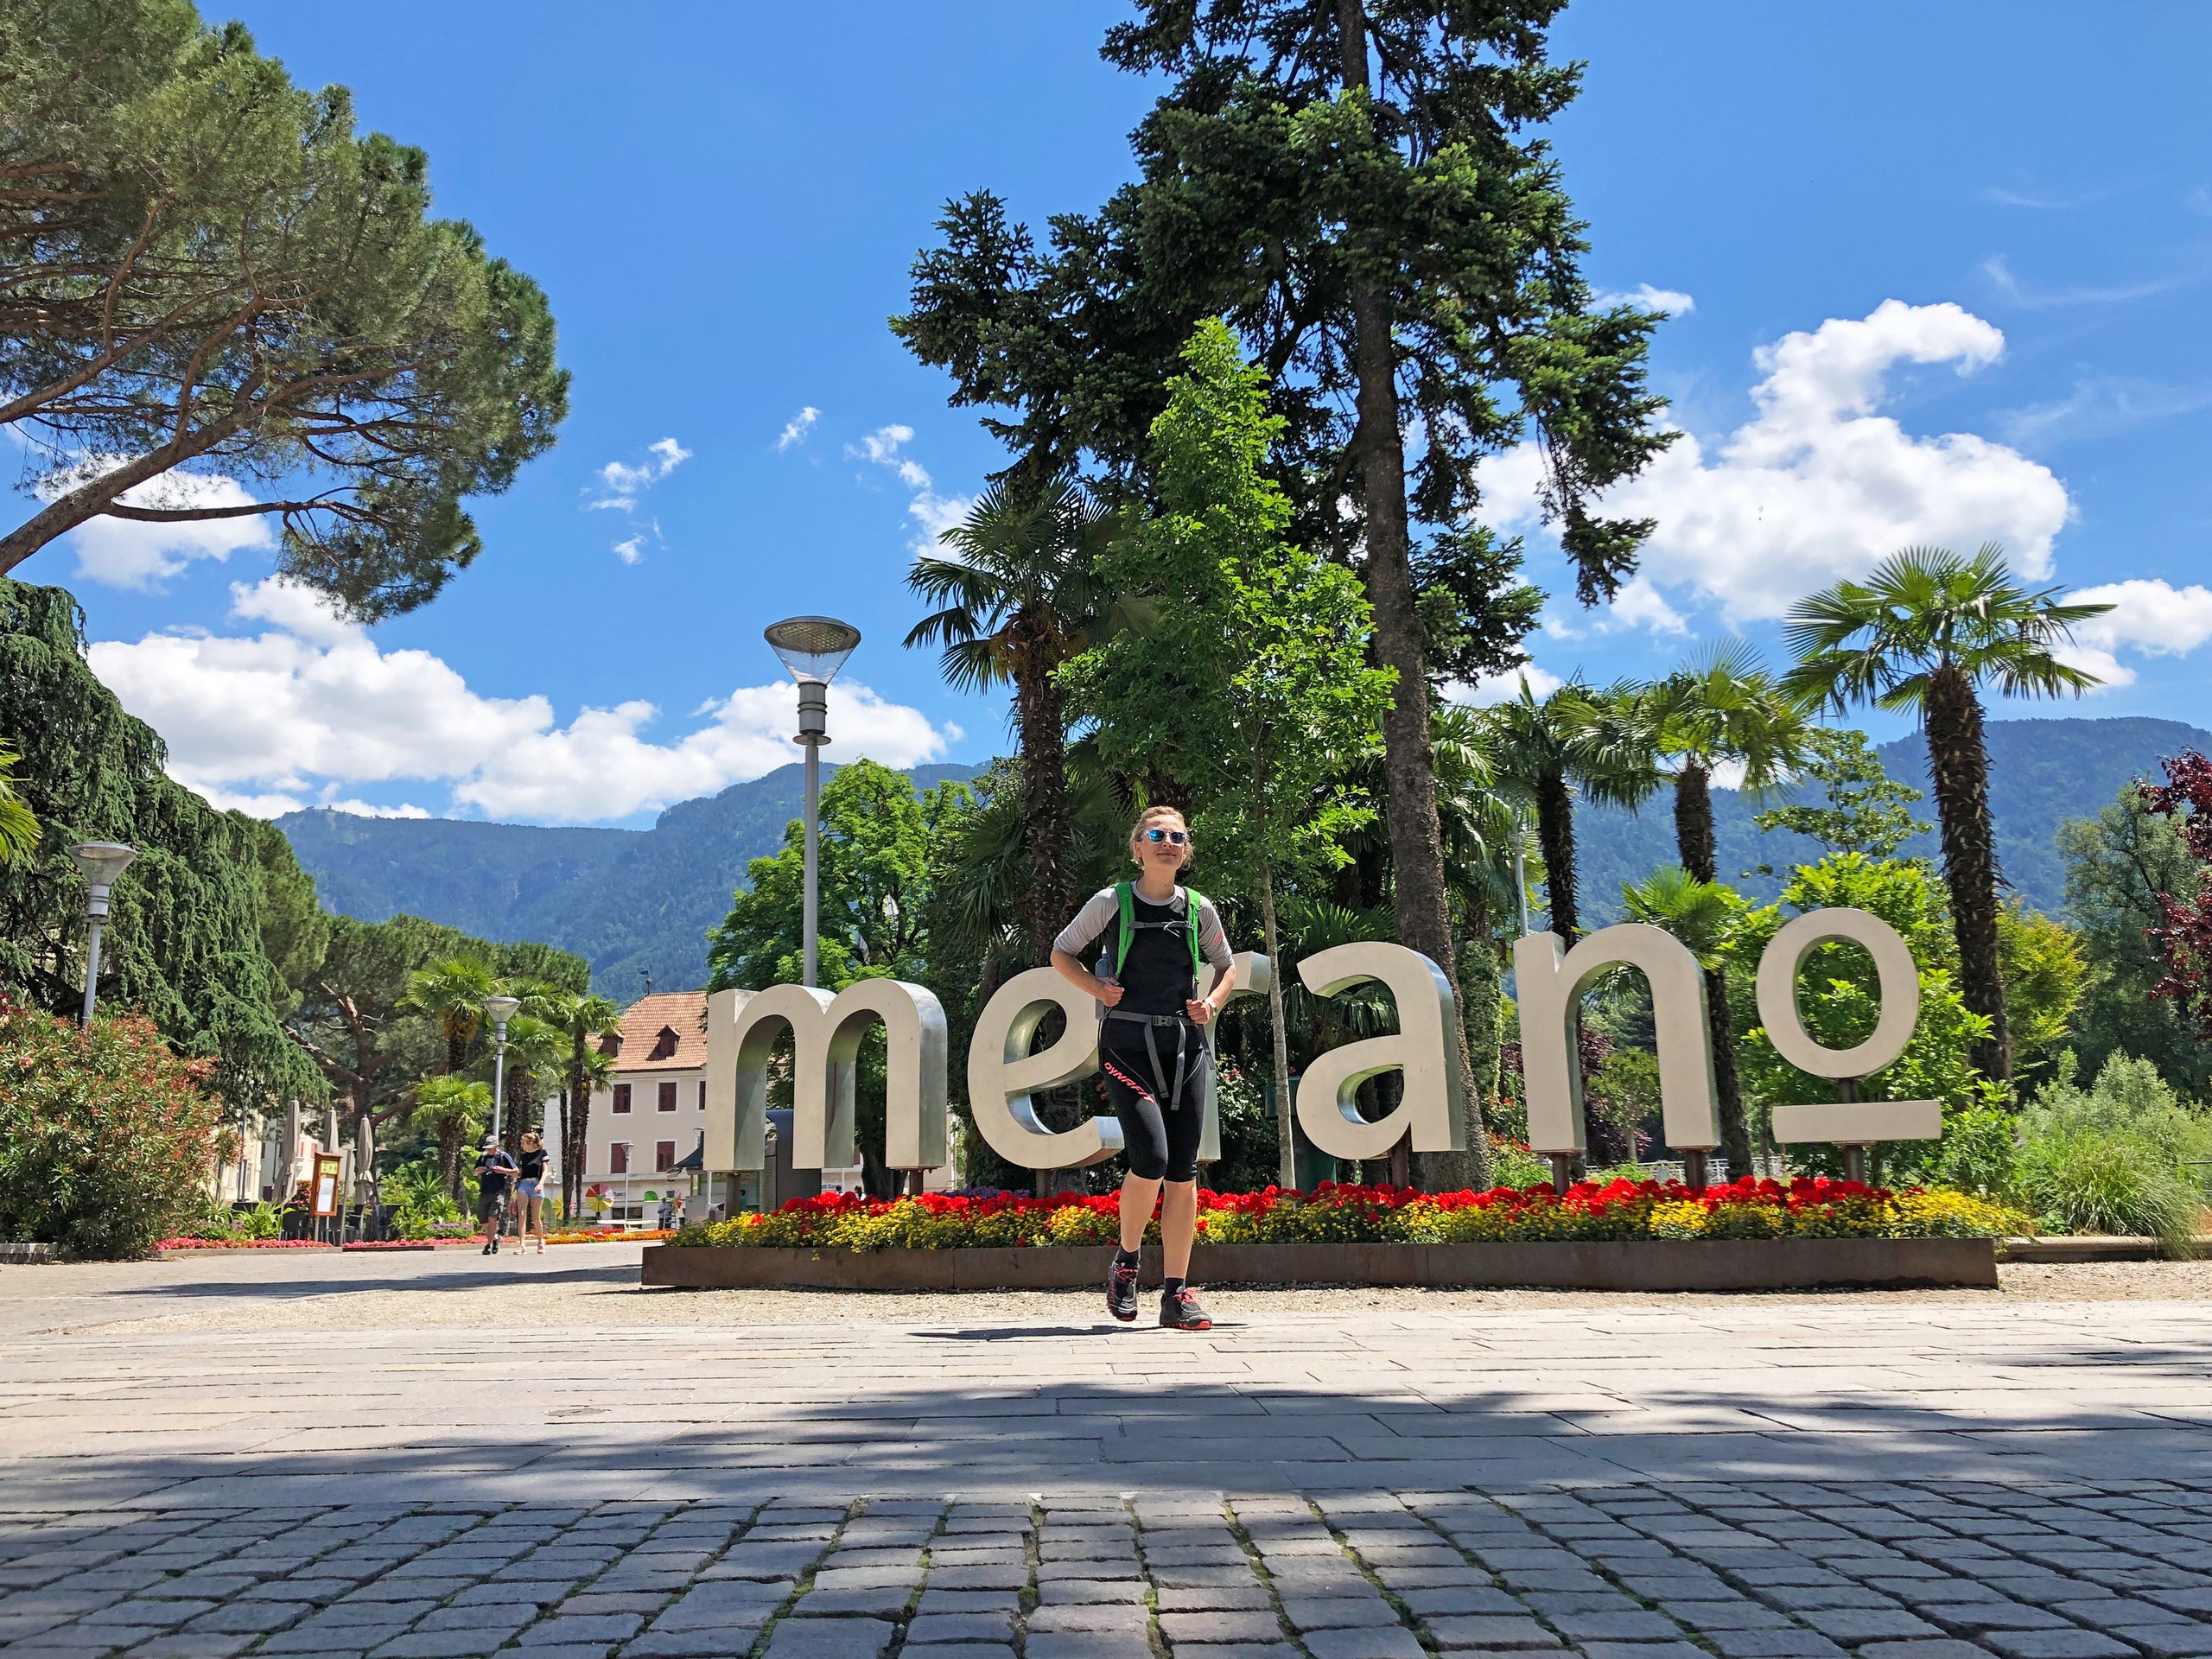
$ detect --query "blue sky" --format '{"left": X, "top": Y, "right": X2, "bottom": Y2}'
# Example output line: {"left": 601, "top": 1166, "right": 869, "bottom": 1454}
{"left": 27, "top": 2, "right": 2212, "bottom": 824}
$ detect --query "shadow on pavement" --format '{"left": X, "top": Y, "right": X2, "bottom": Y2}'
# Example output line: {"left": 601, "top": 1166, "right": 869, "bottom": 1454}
{"left": 115, "top": 1262, "right": 638, "bottom": 1298}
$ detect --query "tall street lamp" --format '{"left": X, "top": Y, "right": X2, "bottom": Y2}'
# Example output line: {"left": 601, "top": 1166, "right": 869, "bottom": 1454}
{"left": 68, "top": 841, "right": 137, "bottom": 1025}
{"left": 485, "top": 995, "right": 522, "bottom": 1143}
{"left": 764, "top": 616, "right": 861, "bottom": 988}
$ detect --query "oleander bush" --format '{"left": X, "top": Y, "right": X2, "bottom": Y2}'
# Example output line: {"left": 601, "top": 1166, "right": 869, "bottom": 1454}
{"left": 672, "top": 1175, "right": 2027, "bottom": 1254}
{"left": 0, "top": 997, "right": 225, "bottom": 1258}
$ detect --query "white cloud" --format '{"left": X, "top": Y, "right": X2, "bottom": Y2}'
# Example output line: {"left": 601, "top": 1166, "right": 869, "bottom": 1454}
{"left": 588, "top": 437, "right": 690, "bottom": 511}
{"left": 613, "top": 535, "right": 645, "bottom": 566}
{"left": 1448, "top": 664, "right": 1564, "bottom": 707}
{"left": 85, "top": 576, "right": 956, "bottom": 824}
{"left": 1981, "top": 254, "right": 2200, "bottom": 309}
{"left": 774, "top": 407, "right": 820, "bottom": 452}
{"left": 848, "top": 423, "right": 973, "bottom": 550}
{"left": 329, "top": 799, "right": 431, "bottom": 819}
{"left": 1602, "top": 577, "right": 1689, "bottom": 636}
{"left": 2060, "top": 579, "right": 2212, "bottom": 689}
{"left": 60, "top": 466, "right": 275, "bottom": 589}
{"left": 1484, "top": 299, "right": 2070, "bottom": 624}
{"left": 1999, "top": 377, "right": 2212, "bottom": 447}
{"left": 1595, "top": 283, "right": 1695, "bottom": 315}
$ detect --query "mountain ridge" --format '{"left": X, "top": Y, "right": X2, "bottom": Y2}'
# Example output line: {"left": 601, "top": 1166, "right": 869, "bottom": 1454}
{"left": 280, "top": 718, "right": 2211, "bottom": 993}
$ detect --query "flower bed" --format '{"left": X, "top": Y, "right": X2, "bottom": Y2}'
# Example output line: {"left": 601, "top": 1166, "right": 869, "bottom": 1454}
{"left": 671, "top": 1178, "right": 2026, "bottom": 1254}
{"left": 150, "top": 1236, "right": 333, "bottom": 1254}
{"left": 546, "top": 1228, "right": 677, "bottom": 1244}
{"left": 341, "top": 1240, "right": 434, "bottom": 1252}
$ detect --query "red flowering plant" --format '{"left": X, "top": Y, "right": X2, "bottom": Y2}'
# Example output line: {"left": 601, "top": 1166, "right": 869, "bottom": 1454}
{"left": 671, "top": 1171, "right": 2026, "bottom": 1252}
{"left": 0, "top": 995, "right": 225, "bottom": 1259}
{"left": 2139, "top": 750, "right": 2212, "bottom": 1037}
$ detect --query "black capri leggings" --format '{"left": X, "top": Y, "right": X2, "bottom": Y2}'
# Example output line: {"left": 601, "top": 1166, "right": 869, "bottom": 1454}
{"left": 1099, "top": 1020, "right": 1209, "bottom": 1183}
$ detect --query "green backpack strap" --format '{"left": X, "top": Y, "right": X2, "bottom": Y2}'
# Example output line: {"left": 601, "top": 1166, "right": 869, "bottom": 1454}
{"left": 1113, "top": 880, "right": 1135, "bottom": 976}
{"left": 1112, "top": 882, "right": 1208, "bottom": 986}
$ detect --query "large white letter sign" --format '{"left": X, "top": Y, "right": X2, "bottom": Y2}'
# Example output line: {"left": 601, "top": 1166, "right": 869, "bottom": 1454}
{"left": 1515, "top": 925, "right": 1720, "bottom": 1158}
{"left": 1293, "top": 943, "right": 1466, "bottom": 1160}
{"left": 702, "top": 980, "right": 950, "bottom": 1173}
{"left": 1754, "top": 907, "right": 1940, "bottom": 1145}
{"left": 967, "top": 967, "right": 1123, "bottom": 1169}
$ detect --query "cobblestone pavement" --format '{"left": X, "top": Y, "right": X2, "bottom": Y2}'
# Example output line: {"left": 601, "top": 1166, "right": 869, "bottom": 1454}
{"left": 8, "top": 1247, "right": 2212, "bottom": 1658}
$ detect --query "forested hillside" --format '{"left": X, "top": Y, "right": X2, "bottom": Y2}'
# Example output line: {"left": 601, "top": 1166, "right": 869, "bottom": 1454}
{"left": 1574, "top": 715, "right": 2210, "bottom": 926}
{"left": 280, "top": 721, "right": 2203, "bottom": 995}
{"left": 280, "top": 762, "right": 981, "bottom": 995}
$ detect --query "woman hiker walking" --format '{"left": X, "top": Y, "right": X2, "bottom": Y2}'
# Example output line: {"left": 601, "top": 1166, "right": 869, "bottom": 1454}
{"left": 1051, "top": 805, "right": 1237, "bottom": 1332}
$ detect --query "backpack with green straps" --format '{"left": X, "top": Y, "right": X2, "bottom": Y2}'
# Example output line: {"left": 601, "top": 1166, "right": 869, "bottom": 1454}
{"left": 1099, "top": 880, "right": 1205, "bottom": 999}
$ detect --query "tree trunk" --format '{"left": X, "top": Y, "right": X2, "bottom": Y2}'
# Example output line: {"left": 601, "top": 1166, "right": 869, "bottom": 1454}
{"left": 439, "top": 1117, "right": 463, "bottom": 1204}
{"left": 1012, "top": 624, "right": 1071, "bottom": 963}
{"left": 565, "top": 1039, "right": 591, "bottom": 1223}
{"left": 1259, "top": 874, "right": 1298, "bottom": 1190}
{"left": 1672, "top": 762, "right": 1752, "bottom": 1170}
{"left": 1674, "top": 760, "right": 1717, "bottom": 884}
{"left": 1535, "top": 766, "right": 1580, "bottom": 940}
{"left": 1924, "top": 662, "right": 2011, "bottom": 1081}
{"left": 1459, "top": 933, "right": 1502, "bottom": 1185}
{"left": 1338, "top": 0, "right": 1481, "bottom": 1193}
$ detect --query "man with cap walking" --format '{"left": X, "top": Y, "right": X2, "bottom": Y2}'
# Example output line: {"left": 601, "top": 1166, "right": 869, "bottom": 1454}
{"left": 474, "top": 1136, "right": 519, "bottom": 1255}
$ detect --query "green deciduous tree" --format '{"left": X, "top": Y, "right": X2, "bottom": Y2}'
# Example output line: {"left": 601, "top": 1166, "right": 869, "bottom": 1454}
{"left": 2056, "top": 787, "right": 2211, "bottom": 1094}
{"left": 0, "top": 0, "right": 569, "bottom": 614}
{"left": 906, "top": 476, "right": 1114, "bottom": 958}
{"left": 1751, "top": 728, "right": 1929, "bottom": 861}
{"left": 1783, "top": 545, "right": 2111, "bottom": 1083}
{"left": 1063, "top": 321, "right": 1400, "bottom": 1187}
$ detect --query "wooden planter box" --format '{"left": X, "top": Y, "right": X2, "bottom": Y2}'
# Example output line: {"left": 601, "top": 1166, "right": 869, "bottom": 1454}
{"left": 642, "top": 1236, "right": 1996, "bottom": 1293}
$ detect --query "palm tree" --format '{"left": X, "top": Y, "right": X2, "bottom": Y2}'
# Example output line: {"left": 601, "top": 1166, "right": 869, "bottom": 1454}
{"left": 1483, "top": 677, "right": 1662, "bottom": 942}
{"left": 497, "top": 1014, "right": 566, "bottom": 1156}
{"left": 1648, "top": 642, "right": 1811, "bottom": 1171}
{"left": 411, "top": 1077, "right": 491, "bottom": 1202}
{"left": 1783, "top": 544, "right": 2111, "bottom": 1082}
{"left": 404, "top": 957, "right": 495, "bottom": 1075}
{"left": 0, "top": 747, "right": 38, "bottom": 863}
{"left": 906, "top": 474, "right": 1116, "bottom": 960}
{"left": 537, "top": 988, "right": 622, "bottom": 1220}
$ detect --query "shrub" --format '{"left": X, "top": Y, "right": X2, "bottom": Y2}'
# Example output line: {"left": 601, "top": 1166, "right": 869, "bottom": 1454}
{"left": 0, "top": 998, "right": 223, "bottom": 1258}
{"left": 2017, "top": 1052, "right": 2212, "bottom": 1252}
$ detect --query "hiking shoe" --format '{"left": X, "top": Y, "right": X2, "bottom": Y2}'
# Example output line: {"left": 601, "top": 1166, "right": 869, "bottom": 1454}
{"left": 1160, "top": 1287, "right": 1212, "bottom": 1331}
{"left": 1105, "top": 1255, "right": 1140, "bottom": 1323}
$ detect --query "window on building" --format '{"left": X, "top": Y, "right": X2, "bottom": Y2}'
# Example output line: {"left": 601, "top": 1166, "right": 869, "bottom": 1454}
{"left": 657, "top": 1080, "right": 677, "bottom": 1112}
{"left": 696, "top": 1079, "right": 707, "bottom": 1111}
{"left": 612, "top": 1083, "right": 632, "bottom": 1115}
{"left": 649, "top": 1026, "right": 679, "bottom": 1060}
{"left": 609, "top": 1142, "right": 631, "bottom": 1174}
{"left": 655, "top": 1141, "right": 677, "bottom": 1172}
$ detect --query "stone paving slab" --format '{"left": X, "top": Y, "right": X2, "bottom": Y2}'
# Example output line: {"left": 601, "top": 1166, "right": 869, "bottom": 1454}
{"left": 10, "top": 1249, "right": 2212, "bottom": 1654}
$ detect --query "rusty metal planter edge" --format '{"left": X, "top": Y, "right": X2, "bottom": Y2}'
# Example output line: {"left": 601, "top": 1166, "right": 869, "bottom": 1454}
{"left": 640, "top": 1236, "right": 1996, "bottom": 1292}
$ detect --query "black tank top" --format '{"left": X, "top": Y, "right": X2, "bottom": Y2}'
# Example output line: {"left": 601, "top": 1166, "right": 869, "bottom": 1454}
{"left": 1099, "top": 891, "right": 1199, "bottom": 1018}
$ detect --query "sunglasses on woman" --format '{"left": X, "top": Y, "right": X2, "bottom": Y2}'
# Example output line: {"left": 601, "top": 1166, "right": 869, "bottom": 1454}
{"left": 1144, "top": 828, "right": 1190, "bottom": 845}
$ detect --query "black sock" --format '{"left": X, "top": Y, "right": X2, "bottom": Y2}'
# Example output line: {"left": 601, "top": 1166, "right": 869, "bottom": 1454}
{"left": 1162, "top": 1276, "right": 1185, "bottom": 1299}
{"left": 1114, "top": 1246, "right": 1141, "bottom": 1268}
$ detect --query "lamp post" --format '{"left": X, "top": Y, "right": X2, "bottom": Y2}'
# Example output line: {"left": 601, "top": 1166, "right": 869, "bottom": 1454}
{"left": 67, "top": 841, "right": 137, "bottom": 1024}
{"left": 485, "top": 995, "right": 521, "bottom": 1143}
{"left": 764, "top": 616, "right": 861, "bottom": 988}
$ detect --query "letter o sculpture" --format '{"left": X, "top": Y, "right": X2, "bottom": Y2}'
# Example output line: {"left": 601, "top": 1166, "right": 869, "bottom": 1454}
{"left": 1752, "top": 906, "right": 1919, "bottom": 1079}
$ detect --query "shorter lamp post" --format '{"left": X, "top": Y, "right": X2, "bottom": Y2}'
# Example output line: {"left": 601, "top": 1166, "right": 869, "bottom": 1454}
{"left": 485, "top": 995, "right": 522, "bottom": 1143}
{"left": 67, "top": 841, "right": 137, "bottom": 1025}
